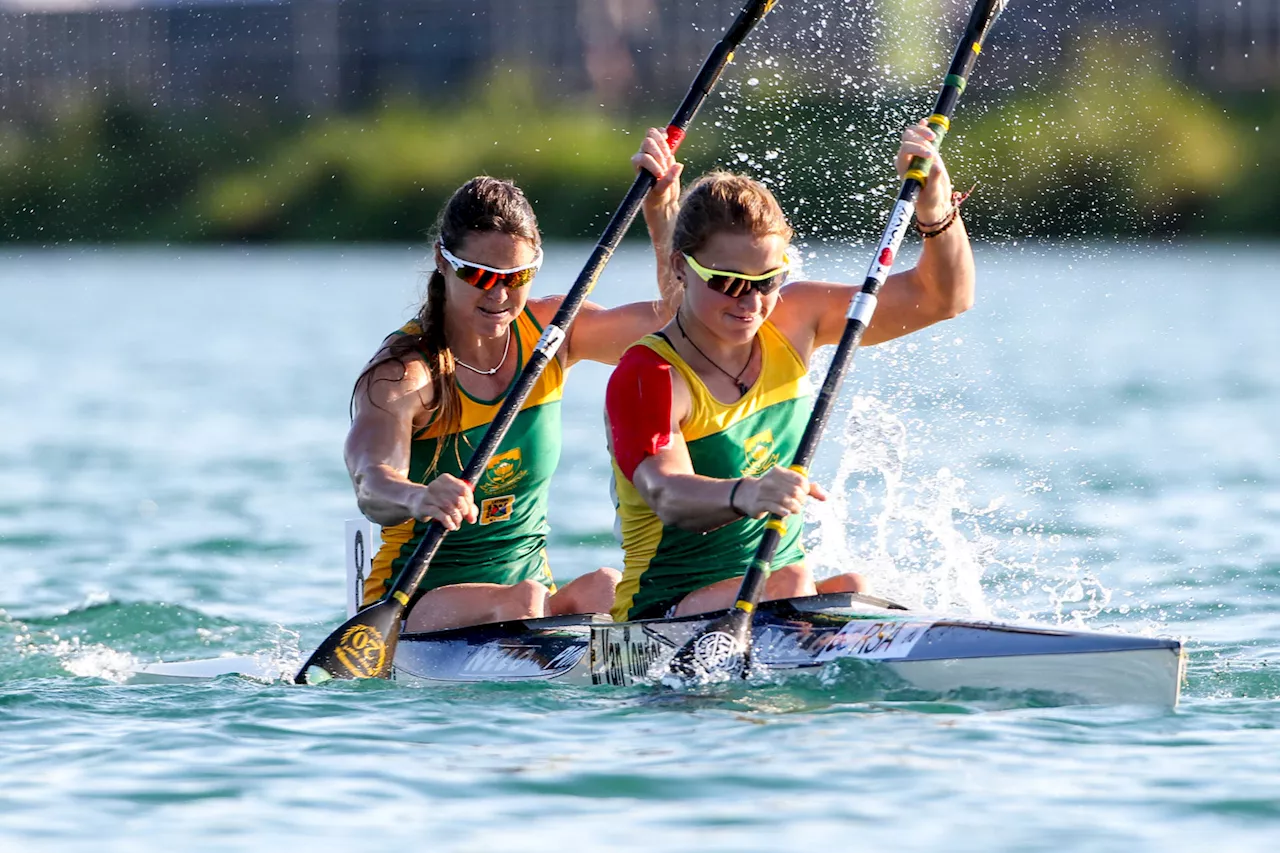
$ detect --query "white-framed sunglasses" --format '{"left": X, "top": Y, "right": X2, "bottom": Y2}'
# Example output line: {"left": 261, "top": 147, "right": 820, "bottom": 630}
{"left": 440, "top": 244, "right": 544, "bottom": 290}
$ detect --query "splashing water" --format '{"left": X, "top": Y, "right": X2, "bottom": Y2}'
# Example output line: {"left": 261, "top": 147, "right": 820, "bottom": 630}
{"left": 806, "top": 394, "right": 997, "bottom": 616}
{"left": 1, "top": 594, "right": 306, "bottom": 685}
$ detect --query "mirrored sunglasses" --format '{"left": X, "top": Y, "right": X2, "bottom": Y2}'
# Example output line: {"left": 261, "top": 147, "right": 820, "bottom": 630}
{"left": 683, "top": 252, "right": 791, "bottom": 298}
{"left": 440, "top": 244, "right": 543, "bottom": 291}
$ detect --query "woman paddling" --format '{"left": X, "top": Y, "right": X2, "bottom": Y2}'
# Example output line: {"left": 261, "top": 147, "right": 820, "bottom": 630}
{"left": 606, "top": 122, "right": 975, "bottom": 622}
{"left": 348, "top": 130, "right": 683, "bottom": 632}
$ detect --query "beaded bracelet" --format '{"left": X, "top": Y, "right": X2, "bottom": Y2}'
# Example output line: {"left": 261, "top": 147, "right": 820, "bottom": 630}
{"left": 914, "top": 183, "right": 977, "bottom": 237}
{"left": 918, "top": 207, "right": 959, "bottom": 238}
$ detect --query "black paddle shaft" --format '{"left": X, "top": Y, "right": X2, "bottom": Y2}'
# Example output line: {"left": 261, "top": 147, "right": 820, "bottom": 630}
{"left": 296, "top": 0, "right": 780, "bottom": 683}
{"left": 666, "top": 0, "right": 1009, "bottom": 682}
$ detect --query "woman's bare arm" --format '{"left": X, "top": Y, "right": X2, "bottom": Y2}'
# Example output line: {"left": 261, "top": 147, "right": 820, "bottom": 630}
{"left": 345, "top": 356, "right": 476, "bottom": 530}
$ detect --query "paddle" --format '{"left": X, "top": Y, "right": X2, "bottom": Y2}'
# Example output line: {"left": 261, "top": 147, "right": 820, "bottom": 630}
{"left": 663, "top": 0, "right": 1009, "bottom": 684}
{"left": 295, "top": 0, "right": 783, "bottom": 684}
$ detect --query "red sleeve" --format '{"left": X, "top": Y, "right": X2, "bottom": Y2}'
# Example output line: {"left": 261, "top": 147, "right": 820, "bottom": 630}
{"left": 606, "top": 346, "right": 675, "bottom": 482}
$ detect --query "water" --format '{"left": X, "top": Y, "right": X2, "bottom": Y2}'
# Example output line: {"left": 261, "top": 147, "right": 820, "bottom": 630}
{"left": 2, "top": 240, "right": 1279, "bottom": 851}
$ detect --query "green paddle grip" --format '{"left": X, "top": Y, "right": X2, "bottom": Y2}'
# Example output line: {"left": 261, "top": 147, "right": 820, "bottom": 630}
{"left": 903, "top": 112, "right": 951, "bottom": 187}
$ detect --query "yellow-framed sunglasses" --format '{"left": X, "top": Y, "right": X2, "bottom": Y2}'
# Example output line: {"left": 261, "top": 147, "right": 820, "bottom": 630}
{"left": 683, "top": 252, "right": 791, "bottom": 298}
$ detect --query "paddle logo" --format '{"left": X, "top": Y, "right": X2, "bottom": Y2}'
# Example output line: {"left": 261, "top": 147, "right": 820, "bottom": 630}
{"left": 741, "top": 429, "right": 779, "bottom": 477}
{"left": 867, "top": 200, "right": 914, "bottom": 287}
{"left": 335, "top": 624, "right": 388, "bottom": 678}
{"left": 480, "top": 449, "right": 528, "bottom": 496}
{"left": 693, "top": 631, "right": 743, "bottom": 673}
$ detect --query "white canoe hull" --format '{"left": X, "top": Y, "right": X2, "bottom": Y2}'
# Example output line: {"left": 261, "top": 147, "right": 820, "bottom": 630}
{"left": 131, "top": 594, "right": 1185, "bottom": 707}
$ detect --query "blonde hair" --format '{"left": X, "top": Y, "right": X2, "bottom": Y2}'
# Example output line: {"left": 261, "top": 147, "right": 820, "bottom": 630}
{"left": 672, "top": 172, "right": 793, "bottom": 256}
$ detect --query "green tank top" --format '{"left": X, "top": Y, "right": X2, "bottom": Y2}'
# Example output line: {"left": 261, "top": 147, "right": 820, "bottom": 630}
{"left": 611, "top": 320, "right": 811, "bottom": 621}
{"left": 365, "top": 307, "right": 563, "bottom": 606}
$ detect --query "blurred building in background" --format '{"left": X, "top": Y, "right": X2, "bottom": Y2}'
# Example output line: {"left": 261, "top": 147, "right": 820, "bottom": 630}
{"left": 0, "top": 0, "right": 1275, "bottom": 123}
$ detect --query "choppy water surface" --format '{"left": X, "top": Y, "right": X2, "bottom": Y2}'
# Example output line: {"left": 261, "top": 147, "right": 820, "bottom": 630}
{"left": 2, "top": 241, "right": 1279, "bottom": 851}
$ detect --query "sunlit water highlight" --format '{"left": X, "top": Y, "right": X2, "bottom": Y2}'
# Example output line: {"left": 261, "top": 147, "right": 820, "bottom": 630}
{"left": 2, "top": 240, "right": 1279, "bottom": 850}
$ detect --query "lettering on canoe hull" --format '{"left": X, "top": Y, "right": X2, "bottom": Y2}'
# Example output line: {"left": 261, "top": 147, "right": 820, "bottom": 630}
{"left": 591, "top": 626, "right": 673, "bottom": 686}
{"left": 747, "top": 619, "right": 928, "bottom": 666}
{"left": 812, "top": 620, "right": 932, "bottom": 662}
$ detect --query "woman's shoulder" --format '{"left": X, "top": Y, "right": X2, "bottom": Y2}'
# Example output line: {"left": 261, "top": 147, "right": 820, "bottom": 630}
{"left": 774, "top": 277, "right": 846, "bottom": 316}
{"left": 607, "top": 337, "right": 691, "bottom": 410}
{"left": 614, "top": 339, "right": 674, "bottom": 373}
{"left": 767, "top": 278, "right": 848, "bottom": 361}
{"left": 526, "top": 296, "right": 563, "bottom": 328}
{"left": 356, "top": 335, "right": 434, "bottom": 410}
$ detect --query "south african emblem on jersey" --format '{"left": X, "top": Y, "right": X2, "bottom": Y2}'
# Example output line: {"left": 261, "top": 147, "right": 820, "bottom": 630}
{"left": 742, "top": 429, "right": 780, "bottom": 477}
{"left": 480, "top": 448, "right": 529, "bottom": 495}
{"left": 334, "top": 624, "right": 388, "bottom": 678}
{"left": 480, "top": 494, "right": 515, "bottom": 525}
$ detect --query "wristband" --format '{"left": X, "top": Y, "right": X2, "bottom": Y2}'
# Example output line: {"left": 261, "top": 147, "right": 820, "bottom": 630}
{"left": 728, "top": 478, "right": 747, "bottom": 517}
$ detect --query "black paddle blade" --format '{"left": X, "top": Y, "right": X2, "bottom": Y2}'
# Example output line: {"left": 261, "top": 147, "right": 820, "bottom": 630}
{"left": 294, "top": 599, "right": 404, "bottom": 684}
{"left": 662, "top": 606, "right": 753, "bottom": 686}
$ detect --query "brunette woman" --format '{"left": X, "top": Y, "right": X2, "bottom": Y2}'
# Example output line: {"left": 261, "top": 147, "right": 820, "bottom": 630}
{"left": 349, "top": 130, "right": 683, "bottom": 632}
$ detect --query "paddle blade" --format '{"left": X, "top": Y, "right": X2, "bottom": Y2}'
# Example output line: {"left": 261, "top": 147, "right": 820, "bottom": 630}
{"left": 661, "top": 606, "right": 753, "bottom": 687}
{"left": 294, "top": 599, "right": 404, "bottom": 684}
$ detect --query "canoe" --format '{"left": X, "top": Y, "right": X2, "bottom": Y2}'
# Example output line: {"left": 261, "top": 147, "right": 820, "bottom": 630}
{"left": 128, "top": 522, "right": 1184, "bottom": 704}
{"left": 130, "top": 592, "right": 1185, "bottom": 706}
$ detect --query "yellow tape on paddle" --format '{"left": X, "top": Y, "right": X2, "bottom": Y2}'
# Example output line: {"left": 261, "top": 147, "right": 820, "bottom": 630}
{"left": 393, "top": 590, "right": 410, "bottom": 606}
{"left": 765, "top": 519, "right": 787, "bottom": 535}
{"left": 735, "top": 600, "right": 755, "bottom": 614}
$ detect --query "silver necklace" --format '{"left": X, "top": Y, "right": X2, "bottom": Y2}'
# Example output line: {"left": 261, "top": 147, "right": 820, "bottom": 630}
{"left": 454, "top": 328, "right": 511, "bottom": 376}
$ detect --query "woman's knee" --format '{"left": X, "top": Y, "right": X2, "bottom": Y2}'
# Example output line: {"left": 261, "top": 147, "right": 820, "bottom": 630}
{"left": 590, "top": 567, "right": 622, "bottom": 589}
{"left": 576, "top": 568, "right": 621, "bottom": 607}
{"left": 550, "top": 568, "right": 619, "bottom": 615}
{"left": 816, "top": 572, "right": 866, "bottom": 594}
{"left": 765, "top": 564, "right": 816, "bottom": 598}
{"left": 498, "top": 579, "right": 549, "bottom": 621}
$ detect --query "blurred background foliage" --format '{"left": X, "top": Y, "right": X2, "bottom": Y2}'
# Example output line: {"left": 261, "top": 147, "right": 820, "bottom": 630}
{"left": 0, "top": 37, "right": 1267, "bottom": 244}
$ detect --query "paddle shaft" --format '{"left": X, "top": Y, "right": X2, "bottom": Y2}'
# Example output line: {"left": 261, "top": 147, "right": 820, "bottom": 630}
{"left": 662, "top": 0, "right": 1008, "bottom": 683}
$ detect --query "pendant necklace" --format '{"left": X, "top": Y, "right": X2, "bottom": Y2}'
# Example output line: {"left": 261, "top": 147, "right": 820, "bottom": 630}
{"left": 454, "top": 328, "right": 511, "bottom": 376}
{"left": 675, "top": 312, "right": 752, "bottom": 397}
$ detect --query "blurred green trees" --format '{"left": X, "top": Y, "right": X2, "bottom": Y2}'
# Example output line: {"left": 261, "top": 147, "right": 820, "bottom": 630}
{"left": 0, "top": 40, "right": 1270, "bottom": 243}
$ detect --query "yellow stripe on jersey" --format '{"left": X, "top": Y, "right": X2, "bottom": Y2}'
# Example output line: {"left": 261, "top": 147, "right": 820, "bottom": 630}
{"left": 641, "top": 320, "right": 810, "bottom": 442}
